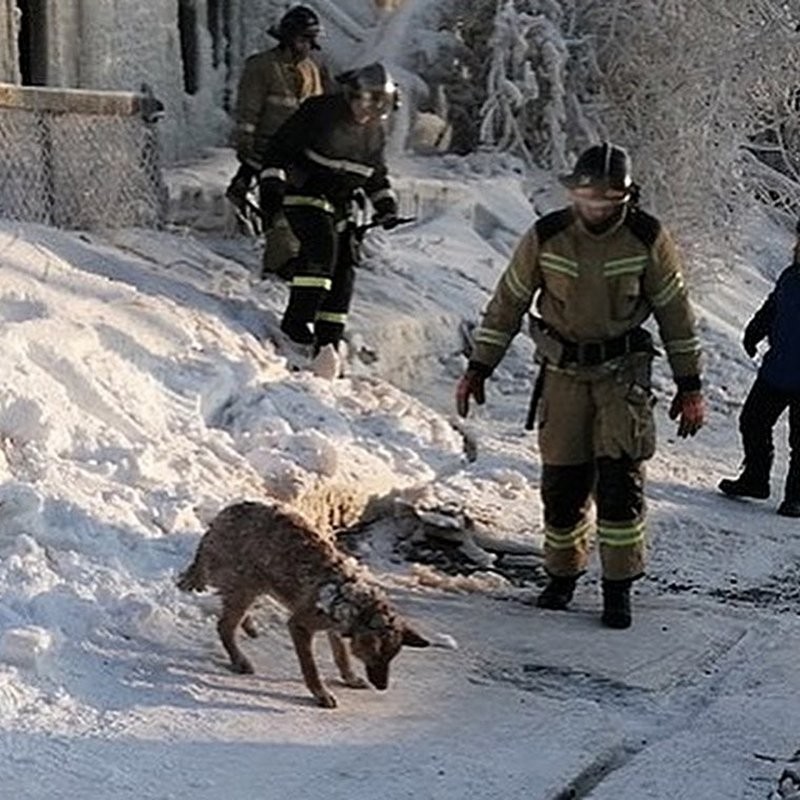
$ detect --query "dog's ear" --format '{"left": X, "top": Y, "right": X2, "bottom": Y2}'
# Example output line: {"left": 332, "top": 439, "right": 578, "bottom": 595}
{"left": 401, "top": 624, "right": 430, "bottom": 648}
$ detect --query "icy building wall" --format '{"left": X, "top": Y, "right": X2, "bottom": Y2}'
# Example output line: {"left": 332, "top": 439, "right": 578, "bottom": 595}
{"left": 0, "top": 0, "right": 284, "bottom": 162}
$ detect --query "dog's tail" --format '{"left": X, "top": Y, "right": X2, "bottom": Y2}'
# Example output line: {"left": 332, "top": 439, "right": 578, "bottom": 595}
{"left": 176, "top": 554, "right": 207, "bottom": 592}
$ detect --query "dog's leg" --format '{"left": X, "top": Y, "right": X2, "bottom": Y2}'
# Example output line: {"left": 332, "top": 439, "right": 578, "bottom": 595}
{"left": 288, "top": 617, "right": 337, "bottom": 708}
{"left": 217, "top": 590, "right": 257, "bottom": 674}
{"left": 241, "top": 614, "right": 258, "bottom": 639}
{"left": 328, "top": 632, "right": 368, "bottom": 689}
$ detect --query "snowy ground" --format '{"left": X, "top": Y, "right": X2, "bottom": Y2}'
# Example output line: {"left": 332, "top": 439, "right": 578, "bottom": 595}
{"left": 0, "top": 142, "right": 798, "bottom": 799}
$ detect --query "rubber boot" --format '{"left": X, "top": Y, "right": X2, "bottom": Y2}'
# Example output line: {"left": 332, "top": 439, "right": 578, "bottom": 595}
{"left": 601, "top": 578, "right": 632, "bottom": 629}
{"left": 536, "top": 575, "right": 578, "bottom": 611}
{"left": 718, "top": 469, "right": 770, "bottom": 500}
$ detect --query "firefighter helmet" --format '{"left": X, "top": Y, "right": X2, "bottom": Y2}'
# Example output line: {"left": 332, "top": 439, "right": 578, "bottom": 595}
{"left": 271, "top": 5, "right": 323, "bottom": 48}
{"left": 560, "top": 143, "right": 633, "bottom": 192}
{"left": 336, "top": 63, "right": 399, "bottom": 120}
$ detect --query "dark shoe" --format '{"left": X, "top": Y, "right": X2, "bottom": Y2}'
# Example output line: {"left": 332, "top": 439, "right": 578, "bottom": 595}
{"left": 777, "top": 498, "right": 800, "bottom": 517}
{"left": 536, "top": 575, "right": 578, "bottom": 610}
{"left": 601, "top": 579, "right": 632, "bottom": 629}
{"left": 718, "top": 475, "right": 770, "bottom": 500}
{"left": 280, "top": 317, "right": 314, "bottom": 346}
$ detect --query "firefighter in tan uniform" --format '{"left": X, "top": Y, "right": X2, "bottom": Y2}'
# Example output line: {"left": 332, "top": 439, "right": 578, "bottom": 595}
{"left": 456, "top": 143, "right": 705, "bottom": 629}
{"left": 226, "top": 5, "right": 327, "bottom": 276}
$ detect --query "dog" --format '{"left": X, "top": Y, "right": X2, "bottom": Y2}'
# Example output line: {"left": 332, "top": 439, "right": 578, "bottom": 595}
{"left": 177, "top": 501, "right": 429, "bottom": 708}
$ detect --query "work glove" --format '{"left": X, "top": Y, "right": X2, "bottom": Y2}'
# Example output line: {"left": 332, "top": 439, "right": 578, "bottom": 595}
{"left": 372, "top": 195, "right": 400, "bottom": 230}
{"left": 668, "top": 390, "right": 705, "bottom": 438}
{"left": 258, "top": 176, "right": 285, "bottom": 227}
{"left": 742, "top": 322, "right": 760, "bottom": 358}
{"left": 456, "top": 366, "right": 488, "bottom": 418}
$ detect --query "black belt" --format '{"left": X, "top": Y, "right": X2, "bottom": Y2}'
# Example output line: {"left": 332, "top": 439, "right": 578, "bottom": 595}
{"left": 559, "top": 328, "right": 652, "bottom": 367}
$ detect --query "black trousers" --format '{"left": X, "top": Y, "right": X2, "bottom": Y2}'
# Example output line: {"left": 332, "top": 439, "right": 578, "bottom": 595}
{"left": 282, "top": 205, "right": 358, "bottom": 347}
{"left": 541, "top": 456, "right": 646, "bottom": 581}
{"left": 740, "top": 376, "right": 800, "bottom": 496}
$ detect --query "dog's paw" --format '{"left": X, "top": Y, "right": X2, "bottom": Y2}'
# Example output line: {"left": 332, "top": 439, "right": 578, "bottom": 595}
{"left": 316, "top": 691, "right": 338, "bottom": 709}
{"left": 343, "top": 676, "right": 369, "bottom": 690}
{"left": 231, "top": 658, "right": 255, "bottom": 675}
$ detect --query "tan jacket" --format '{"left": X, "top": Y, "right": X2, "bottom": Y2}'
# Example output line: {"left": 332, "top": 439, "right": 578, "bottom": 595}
{"left": 234, "top": 47, "right": 324, "bottom": 169}
{"left": 472, "top": 207, "right": 702, "bottom": 381}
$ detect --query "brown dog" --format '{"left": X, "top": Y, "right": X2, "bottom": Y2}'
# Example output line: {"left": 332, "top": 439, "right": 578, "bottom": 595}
{"left": 177, "top": 501, "right": 429, "bottom": 708}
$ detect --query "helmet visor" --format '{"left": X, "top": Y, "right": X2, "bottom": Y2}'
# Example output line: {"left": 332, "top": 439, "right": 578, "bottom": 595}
{"left": 568, "top": 186, "right": 629, "bottom": 210}
{"left": 349, "top": 89, "right": 394, "bottom": 120}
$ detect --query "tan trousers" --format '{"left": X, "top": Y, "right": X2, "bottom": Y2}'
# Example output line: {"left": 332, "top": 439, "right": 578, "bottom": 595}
{"left": 537, "top": 353, "right": 655, "bottom": 580}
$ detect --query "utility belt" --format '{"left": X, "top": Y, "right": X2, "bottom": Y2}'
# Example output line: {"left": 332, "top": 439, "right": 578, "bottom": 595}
{"left": 529, "top": 315, "right": 654, "bottom": 368}
{"left": 524, "top": 318, "right": 654, "bottom": 430}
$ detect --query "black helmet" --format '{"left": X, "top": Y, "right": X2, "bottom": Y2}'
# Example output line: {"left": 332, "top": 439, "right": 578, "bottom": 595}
{"left": 560, "top": 142, "right": 632, "bottom": 192}
{"left": 336, "top": 62, "right": 399, "bottom": 119}
{"left": 272, "top": 5, "right": 323, "bottom": 48}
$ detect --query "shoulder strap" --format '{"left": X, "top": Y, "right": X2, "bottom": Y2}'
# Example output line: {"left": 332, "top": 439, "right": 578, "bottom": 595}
{"left": 623, "top": 208, "right": 661, "bottom": 249}
{"left": 534, "top": 208, "right": 573, "bottom": 245}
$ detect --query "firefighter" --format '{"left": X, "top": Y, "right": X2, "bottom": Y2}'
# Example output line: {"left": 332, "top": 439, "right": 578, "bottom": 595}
{"left": 718, "top": 219, "right": 800, "bottom": 517}
{"left": 257, "top": 62, "right": 400, "bottom": 352}
{"left": 456, "top": 143, "right": 705, "bottom": 629}
{"left": 226, "top": 5, "right": 327, "bottom": 276}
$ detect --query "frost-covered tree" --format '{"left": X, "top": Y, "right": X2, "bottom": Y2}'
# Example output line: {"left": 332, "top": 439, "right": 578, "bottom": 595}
{"left": 477, "top": 0, "right": 800, "bottom": 245}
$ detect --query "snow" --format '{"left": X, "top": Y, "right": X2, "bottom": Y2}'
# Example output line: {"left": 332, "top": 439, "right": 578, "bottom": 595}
{"left": 1, "top": 144, "right": 799, "bottom": 798}
{"left": 1, "top": 3, "right": 799, "bottom": 798}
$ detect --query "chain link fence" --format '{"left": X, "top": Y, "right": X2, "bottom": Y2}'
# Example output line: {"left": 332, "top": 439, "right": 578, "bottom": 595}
{"left": 0, "top": 83, "right": 167, "bottom": 229}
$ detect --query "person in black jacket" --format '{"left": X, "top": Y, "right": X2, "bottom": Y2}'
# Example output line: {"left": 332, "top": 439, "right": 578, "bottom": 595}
{"left": 257, "top": 62, "right": 400, "bottom": 352}
{"left": 719, "top": 219, "right": 800, "bottom": 517}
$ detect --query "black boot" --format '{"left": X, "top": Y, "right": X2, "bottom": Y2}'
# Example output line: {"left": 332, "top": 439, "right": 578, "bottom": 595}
{"left": 718, "top": 471, "right": 770, "bottom": 500}
{"left": 601, "top": 579, "right": 632, "bottom": 629}
{"left": 536, "top": 575, "right": 578, "bottom": 610}
{"left": 778, "top": 458, "right": 800, "bottom": 517}
{"left": 777, "top": 499, "right": 800, "bottom": 517}
{"left": 280, "top": 285, "right": 325, "bottom": 346}
{"left": 280, "top": 316, "right": 314, "bottom": 345}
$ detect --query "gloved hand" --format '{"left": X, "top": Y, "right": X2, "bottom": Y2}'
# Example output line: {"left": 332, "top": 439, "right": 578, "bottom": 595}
{"left": 668, "top": 390, "right": 705, "bottom": 438}
{"left": 456, "top": 367, "right": 487, "bottom": 418}
{"left": 259, "top": 176, "right": 285, "bottom": 227}
{"left": 742, "top": 323, "right": 760, "bottom": 358}
{"left": 372, "top": 196, "right": 400, "bottom": 230}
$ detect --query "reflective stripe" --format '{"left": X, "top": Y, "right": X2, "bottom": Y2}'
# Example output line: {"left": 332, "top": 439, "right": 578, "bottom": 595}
{"left": 540, "top": 251, "right": 577, "bottom": 268}
{"left": 292, "top": 276, "right": 332, "bottom": 290}
{"left": 316, "top": 310, "right": 347, "bottom": 324}
{"left": 238, "top": 122, "right": 257, "bottom": 133}
{"left": 664, "top": 336, "right": 701, "bottom": 356}
{"left": 545, "top": 520, "right": 593, "bottom": 551}
{"left": 541, "top": 253, "right": 579, "bottom": 278}
{"left": 260, "top": 167, "right": 287, "bottom": 182}
{"left": 283, "top": 195, "right": 336, "bottom": 214}
{"left": 604, "top": 256, "right": 647, "bottom": 277}
{"left": 503, "top": 264, "right": 532, "bottom": 301}
{"left": 474, "top": 327, "right": 512, "bottom": 348}
{"left": 597, "top": 519, "right": 645, "bottom": 548}
{"left": 305, "top": 148, "right": 375, "bottom": 178}
{"left": 265, "top": 94, "right": 300, "bottom": 109}
{"left": 370, "top": 188, "right": 397, "bottom": 205}
{"left": 650, "top": 272, "right": 685, "bottom": 307}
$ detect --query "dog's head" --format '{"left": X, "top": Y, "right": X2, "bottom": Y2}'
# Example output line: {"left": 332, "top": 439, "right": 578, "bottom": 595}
{"left": 349, "top": 610, "right": 429, "bottom": 690}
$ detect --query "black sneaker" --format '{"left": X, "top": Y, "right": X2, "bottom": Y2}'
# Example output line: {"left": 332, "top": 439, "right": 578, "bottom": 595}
{"left": 601, "top": 579, "right": 632, "bottom": 629}
{"left": 718, "top": 475, "right": 770, "bottom": 500}
{"left": 777, "top": 498, "right": 800, "bottom": 518}
{"left": 536, "top": 576, "right": 577, "bottom": 610}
